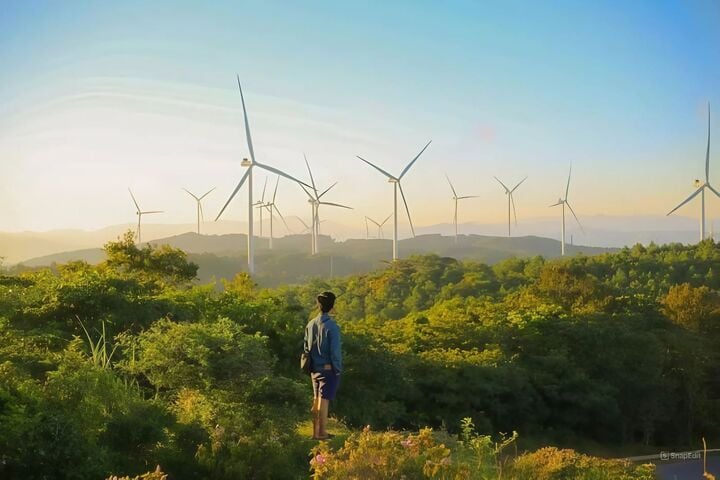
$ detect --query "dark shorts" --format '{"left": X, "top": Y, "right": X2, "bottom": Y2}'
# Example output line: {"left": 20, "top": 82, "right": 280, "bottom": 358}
{"left": 312, "top": 370, "right": 341, "bottom": 400}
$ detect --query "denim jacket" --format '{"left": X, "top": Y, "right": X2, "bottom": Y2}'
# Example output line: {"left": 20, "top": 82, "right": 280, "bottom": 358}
{"left": 304, "top": 313, "right": 342, "bottom": 373}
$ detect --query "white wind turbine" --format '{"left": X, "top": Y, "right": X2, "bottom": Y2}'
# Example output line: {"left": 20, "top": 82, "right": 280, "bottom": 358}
{"left": 365, "top": 214, "right": 392, "bottom": 239}
{"left": 183, "top": 187, "right": 215, "bottom": 235}
{"left": 446, "top": 174, "right": 480, "bottom": 242}
{"left": 215, "top": 76, "right": 311, "bottom": 274}
{"left": 128, "top": 188, "right": 163, "bottom": 244}
{"left": 357, "top": 141, "right": 431, "bottom": 260}
{"left": 262, "top": 176, "right": 292, "bottom": 250}
{"left": 549, "top": 166, "right": 583, "bottom": 256}
{"left": 253, "top": 177, "right": 269, "bottom": 237}
{"left": 494, "top": 176, "right": 527, "bottom": 237}
{"left": 667, "top": 104, "right": 720, "bottom": 242}
{"left": 301, "top": 155, "right": 352, "bottom": 255}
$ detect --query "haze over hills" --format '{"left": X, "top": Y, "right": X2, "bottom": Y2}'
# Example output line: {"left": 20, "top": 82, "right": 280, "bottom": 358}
{"left": 0, "top": 214, "right": 710, "bottom": 266}
{"left": 9, "top": 230, "right": 619, "bottom": 287}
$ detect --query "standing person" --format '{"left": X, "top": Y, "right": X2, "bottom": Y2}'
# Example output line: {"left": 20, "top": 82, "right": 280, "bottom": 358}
{"left": 304, "top": 291, "right": 342, "bottom": 440}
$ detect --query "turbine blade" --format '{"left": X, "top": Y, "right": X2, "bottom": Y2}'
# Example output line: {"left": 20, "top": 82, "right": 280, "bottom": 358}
{"left": 356, "top": 156, "right": 396, "bottom": 180}
{"left": 511, "top": 176, "right": 528, "bottom": 193}
{"left": 300, "top": 183, "right": 315, "bottom": 200}
{"left": 565, "top": 201, "right": 584, "bottom": 233}
{"left": 399, "top": 140, "right": 431, "bottom": 180}
{"left": 366, "top": 216, "right": 381, "bottom": 227}
{"left": 494, "top": 176, "right": 510, "bottom": 193}
{"left": 215, "top": 167, "right": 251, "bottom": 221}
{"left": 183, "top": 188, "right": 199, "bottom": 200}
{"left": 549, "top": 201, "right": 563, "bottom": 207}
{"left": 445, "top": 174, "right": 458, "bottom": 197}
{"left": 318, "top": 182, "right": 338, "bottom": 199}
{"left": 458, "top": 195, "right": 479, "bottom": 199}
{"left": 128, "top": 188, "right": 140, "bottom": 211}
{"left": 510, "top": 193, "right": 518, "bottom": 225}
{"left": 398, "top": 182, "right": 415, "bottom": 237}
{"left": 319, "top": 201, "right": 353, "bottom": 210}
{"left": 254, "top": 161, "right": 311, "bottom": 189}
{"left": 260, "top": 176, "right": 268, "bottom": 202}
{"left": 143, "top": 210, "right": 163, "bottom": 214}
{"left": 199, "top": 202, "right": 204, "bottom": 221}
{"left": 666, "top": 187, "right": 703, "bottom": 216}
{"left": 708, "top": 183, "right": 720, "bottom": 199}
{"left": 304, "top": 153, "right": 318, "bottom": 195}
{"left": 274, "top": 204, "right": 291, "bottom": 232}
{"left": 237, "top": 76, "right": 256, "bottom": 165}
{"left": 298, "top": 217, "right": 310, "bottom": 230}
{"left": 565, "top": 165, "right": 572, "bottom": 200}
{"left": 272, "top": 176, "right": 280, "bottom": 203}
{"left": 199, "top": 186, "right": 216, "bottom": 200}
{"left": 706, "top": 102, "right": 711, "bottom": 183}
{"left": 381, "top": 213, "right": 392, "bottom": 226}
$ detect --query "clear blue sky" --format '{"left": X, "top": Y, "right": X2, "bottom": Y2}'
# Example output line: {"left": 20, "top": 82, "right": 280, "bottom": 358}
{"left": 1, "top": 0, "right": 719, "bottom": 231}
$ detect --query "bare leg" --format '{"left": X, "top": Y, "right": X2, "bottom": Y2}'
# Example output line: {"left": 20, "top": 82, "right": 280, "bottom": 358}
{"left": 318, "top": 398, "right": 330, "bottom": 438}
{"left": 312, "top": 396, "right": 322, "bottom": 438}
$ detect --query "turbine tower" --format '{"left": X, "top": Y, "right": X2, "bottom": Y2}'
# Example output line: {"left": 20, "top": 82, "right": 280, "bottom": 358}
{"left": 357, "top": 141, "right": 431, "bottom": 260}
{"left": 215, "top": 76, "right": 311, "bottom": 274}
{"left": 446, "top": 174, "right": 479, "bottom": 242}
{"left": 128, "top": 188, "right": 163, "bottom": 244}
{"left": 365, "top": 214, "right": 392, "bottom": 239}
{"left": 667, "top": 103, "right": 720, "bottom": 241}
{"left": 183, "top": 187, "right": 215, "bottom": 234}
{"left": 494, "top": 176, "right": 527, "bottom": 237}
{"left": 549, "top": 166, "right": 583, "bottom": 256}
{"left": 301, "top": 154, "right": 352, "bottom": 255}
{"left": 262, "top": 176, "right": 292, "bottom": 250}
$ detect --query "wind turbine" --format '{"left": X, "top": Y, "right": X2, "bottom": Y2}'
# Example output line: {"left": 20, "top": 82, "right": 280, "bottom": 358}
{"left": 128, "top": 188, "right": 163, "bottom": 244}
{"left": 357, "top": 140, "right": 431, "bottom": 260}
{"left": 253, "top": 177, "right": 269, "bottom": 237}
{"left": 183, "top": 187, "right": 215, "bottom": 235}
{"left": 494, "top": 176, "right": 527, "bottom": 237}
{"left": 667, "top": 103, "right": 720, "bottom": 242}
{"left": 446, "top": 174, "right": 480, "bottom": 242}
{"left": 365, "top": 214, "right": 392, "bottom": 239}
{"left": 549, "top": 166, "right": 583, "bottom": 256}
{"left": 262, "top": 176, "right": 292, "bottom": 249}
{"left": 215, "top": 76, "right": 311, "bottom": 274}
{"left": 301, "top": 154, "right": 352, "bottom": 255}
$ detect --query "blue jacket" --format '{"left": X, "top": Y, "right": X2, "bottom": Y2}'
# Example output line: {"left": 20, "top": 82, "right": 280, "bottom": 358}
{"left": 304, "top": 313, "right": 342, "bottom": 373}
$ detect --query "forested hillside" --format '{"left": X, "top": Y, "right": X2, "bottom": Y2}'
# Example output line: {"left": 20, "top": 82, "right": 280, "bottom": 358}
{"left": 1, "top": 232, "right": 718, "bottom": 479}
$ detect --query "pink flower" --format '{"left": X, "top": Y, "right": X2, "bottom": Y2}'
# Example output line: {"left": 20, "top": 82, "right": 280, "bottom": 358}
{"left": 401, "top": 439, "right": 413, "bottom": 448}
{"left": 314, "top": 454, "right": 326, "bottom": 465}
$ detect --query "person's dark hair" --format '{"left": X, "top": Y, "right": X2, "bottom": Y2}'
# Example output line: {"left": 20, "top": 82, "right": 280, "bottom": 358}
{"left": 317, "top": 291, "right": 336, "bottom": 313}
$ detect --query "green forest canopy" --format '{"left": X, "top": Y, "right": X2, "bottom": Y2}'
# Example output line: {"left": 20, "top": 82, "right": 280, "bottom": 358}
{"left": 0, "top": 232, "right": 718, "bottom": 478}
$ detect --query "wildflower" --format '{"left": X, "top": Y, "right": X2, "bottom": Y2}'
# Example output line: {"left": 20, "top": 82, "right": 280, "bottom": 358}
{"left": 401, "top": 439, "right": 413, "bottom": 448}
{"left": 314, "top": 454, "right": 327, "bottom": 465}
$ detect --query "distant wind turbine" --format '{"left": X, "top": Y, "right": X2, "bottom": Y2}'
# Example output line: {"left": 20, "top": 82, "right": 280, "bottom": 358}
{"left": 667, "top": 103, "right": 720, "bottom": 242}
{"left": 128, "top": 188, "right": 163, "bottom": 244}
{"left": 494, "top": 176, "right": 527, "bottom": 238}
{"left": 549, "top": 166, "right": 583, "bottom": 256}
{"left": 357, "top": 140, "right": 431, "bottom": 260}
{"left": 183, "top": 187, "right": 215, "bottom": 235}
{"left": 446, "top": 174, "right": 480, "bottom": 242}
{"left": 253, "top": 177, "right": 269, "bottom": 237}
{"left": 365, "top": 214, "right": 392, "bottom": 239}
{"left": 301, "top": 154, "right": 352, "bottom": 255}
{"left": 215, "top": 76, "right": 311, "bottom": 274}
{"left": 262, "top": 176, "right": 292, "bottom": 250}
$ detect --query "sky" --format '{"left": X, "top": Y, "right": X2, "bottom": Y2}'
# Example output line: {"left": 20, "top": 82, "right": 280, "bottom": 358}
{"left": 1, "top": 0, "right": 720, "bottom": 234}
